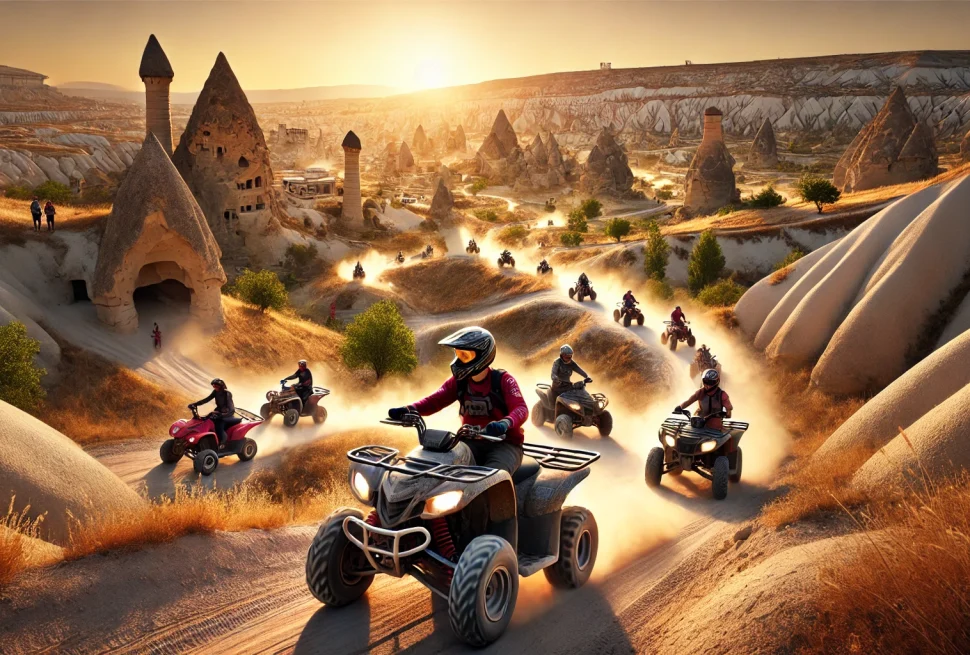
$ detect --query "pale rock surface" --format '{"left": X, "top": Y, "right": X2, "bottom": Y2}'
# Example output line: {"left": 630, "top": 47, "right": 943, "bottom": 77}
{"left": 746, "top": 118, "right": 778, "bottom": 168}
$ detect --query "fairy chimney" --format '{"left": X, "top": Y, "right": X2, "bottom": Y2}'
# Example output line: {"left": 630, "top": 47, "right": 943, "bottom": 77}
{"left": 341, "top": 130, "right": 363, "bottom": 222}
{"left": 747, "top": 118, "right": 778, "bottom": 168}
{"left": 139, "top": 35, "right": 174, "bottom": 155}
{"left": 684, "top": 107, "right": 740, "bottom": 214}
{"left": 413, "top": 124, "right": 431, "bottom": 155}
{"left": 429, "top": 178, "right": 454, "bottom": 221}
{"left": 579, "top": 126, "right": 635, "bottom": 195}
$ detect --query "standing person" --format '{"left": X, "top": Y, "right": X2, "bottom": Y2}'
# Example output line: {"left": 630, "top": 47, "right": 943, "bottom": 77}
{"left": 29, "top": 197, "right": 42, "bottom": 231}
{"left": 151, "top": 323, "right": 162, "bottom": 350}
{"left": 43, "top": 200, "right": 55, "bottom": 232}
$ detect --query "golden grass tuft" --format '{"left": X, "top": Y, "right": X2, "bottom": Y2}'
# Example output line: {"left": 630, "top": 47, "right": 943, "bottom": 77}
{"left": 0, "top": 499, "right": 43, "bottom": 586}
{"left": 768, "top": 266, "right": 793, "bottom": 286}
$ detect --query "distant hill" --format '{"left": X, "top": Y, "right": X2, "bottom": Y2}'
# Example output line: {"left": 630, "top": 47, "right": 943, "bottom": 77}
{"left": 55, "top": 82, "right": 402, "bottom": 105}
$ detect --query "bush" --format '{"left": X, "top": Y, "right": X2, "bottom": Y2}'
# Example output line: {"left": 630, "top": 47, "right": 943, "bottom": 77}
{"left": 497, "top": 225, "right": 528, "bottom": 245}
{"left": 282, "top": 243, "right": 321, "bottom": 279}
{"left": 0, "top": 322, "right": 46, "bottom": 411}
{"left": 655, "top": 186, "right": 674, "bottom": 201}
{"left": 687, "top": 229, "right": 725, "bottom": 295}
{"left": 696, "top": 279, "right": 746, "bottom": 307}
{"left": 233, "top": 269, "right": 288, "bottom": 312}
{"left": 603, "top": 217, "right": 631, "bottom": 243}
{"left": 560, "top": 231, "right": 584, "bottom": 247}
{"left": 566, "top": 208, "right": 588, "bottom": 233}
{"left": 33, "top": 181, "right": 73, "bottom": 204}
{"left": 643, "top": 219, "right": 670, "bottom": 281}
{"left": 716, "top": 206, "right": 734, "bottom": 216}
{"left": 794, "top": 174, "right": 841, "bottom": 213}
{"left": 474, "top": 209, "right": 498, "bottom": 222}
{"left": 3, "top": 185, "right": 34, "bottom": 201}
{"left": 644, "top": 278, "right": 674, "bottom": 301}
{"left": 341, "top": 300, "right": 417, "bottom": 379}
{"left": 746, "top": 185, "right": 786, "bottom": 209}
{"left": 470, "top": 179, "right": 488, "bottom": 196}
{"left": 774, "top": 248, "right": 806, "bottom": 271}
{"left": 579, "top": 198, "right": 602, "bottom": 219}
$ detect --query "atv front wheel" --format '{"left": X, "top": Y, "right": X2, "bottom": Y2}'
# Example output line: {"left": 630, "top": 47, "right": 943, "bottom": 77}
{"left": 645, "top": 447, "right": 664, "bottom": 487}
{"left": 531, "top": 401, "right": 547, "bottom": 427}
{"left": 306, "top": 508, "right": 374, "bottom": 606}
{"left": 449, "top": 535, "right": 518, "bottom": 648}
{"left": 509, "top": 258, "right": 515, "bottom": 267}
{"left": 729, "top": 448, "right": 743, "bottom": 483}
{"left": 313, "top": 406, "right": 328, "bottom": 425}
{"left": 194, "top": 449, "right": 219, "bottom": 476}
{"left": 238, "top": 438, "right": 258, "bottom": 462}
{"left": 597, "top": 411, "right": 613, "bottom": 437}
{"left": 712, "top": 456, "right": 730, "bottom": 500}
{"left": 613, "top": 309, "right": 621, "bottom": 322}
{"left": 554, "top": 414, "right": 574, "bottom": 439}
{"left": 259, "top": 403, "right": 273, "bottom": 421}
{"left": 687, "top": 334, "right": 697, "bottom": 348}
{"left": 544, "top": 507, "right": 598, "bottom": 589}
{"left": 589, "top": 290, "right": 597, "bottom": 301}
{"left": 623, "top": 313, "right": 632, "bottom": 327}
{"left": 498, "top": 259, "right": 505, "bottom": 268}
{"left": 660, "top": 331, "right": 668, "bottom": 345}
{"left": 568, "top": 287, "right": 575, "bottom": 299}
{"left": 283, "top": 408, "right": 300, "bottom": 427}
{"left": 636, "top": 313, "right": 644, "bottom": 326}
{"left": 669, "top": 336, "right": 678, "bottom": 351}
{"left": 159, "top": 438, "right": 185, "bottom": 464}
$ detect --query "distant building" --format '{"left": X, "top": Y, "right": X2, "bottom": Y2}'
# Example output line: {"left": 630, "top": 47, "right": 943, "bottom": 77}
{"left": 276, "top": 123, "right": 309, "bottom": 146}
{"left": 599, "top": 62, "right": 612, "bottom": 70}
{"left": 280, "top": 168, "right": 337, "bottom": 197}
{"left": 0, "top": 65, "right": 47, "bottom": 88}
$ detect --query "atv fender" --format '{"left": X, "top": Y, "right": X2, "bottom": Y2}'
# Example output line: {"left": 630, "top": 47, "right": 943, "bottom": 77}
{"left": 231, "top": 421, "right": 262, "bottom": 439}
{"left": 522, "top": 467, "right": 591, "bottom": 519}
{"left": 417, "top": 471, "right": 515, "bottom": 523}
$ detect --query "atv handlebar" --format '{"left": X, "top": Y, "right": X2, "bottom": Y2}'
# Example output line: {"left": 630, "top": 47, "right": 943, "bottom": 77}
{"left": 664, "top": 320, "right": 690, "bottom": 325}
{"left": 457, "top": 424, "right": 505, "bottom": 443}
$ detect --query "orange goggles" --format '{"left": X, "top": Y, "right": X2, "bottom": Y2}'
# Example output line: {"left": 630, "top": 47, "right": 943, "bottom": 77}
{"left": 454, "top": 349, "right": 476, "bottom": 363}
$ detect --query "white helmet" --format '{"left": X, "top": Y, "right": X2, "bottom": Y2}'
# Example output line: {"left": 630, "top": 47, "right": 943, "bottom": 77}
{"left": 560, "top": 344, "right": 574, "bottom": 358}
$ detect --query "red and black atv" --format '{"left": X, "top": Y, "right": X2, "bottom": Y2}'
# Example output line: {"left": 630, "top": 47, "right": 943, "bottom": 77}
{"left": 613, "top": 301, "right": 644, "bottom": 327}
{"left": 260, "top": 383, "right": 330, "bottom": 427}
{"left": 568, "top": 278, "right": 597, "bottom": 302}
{"left": 661, "top": 320, "right": 695, "bottom": 351}
{"left": 159, "top": 406, "right": 263, "bottom": 475}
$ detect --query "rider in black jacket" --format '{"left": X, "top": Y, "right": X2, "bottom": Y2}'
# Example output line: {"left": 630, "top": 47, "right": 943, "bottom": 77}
{"left": 282, "top": 360, "right": 314, "bottom": 407}
{"left": 190, "top": 378, "right": 240, "bottom": 447}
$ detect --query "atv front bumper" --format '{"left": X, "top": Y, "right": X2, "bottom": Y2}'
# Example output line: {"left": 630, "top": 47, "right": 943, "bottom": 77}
{"left": 342, "top": 516, "right": 431, "bottom": 577}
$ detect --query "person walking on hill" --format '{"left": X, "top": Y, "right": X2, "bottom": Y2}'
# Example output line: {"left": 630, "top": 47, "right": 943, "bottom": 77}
{"left": 43, "top": 201, "right": 56, "bottom": 232}
{"left": 152, "top": 323, "right": 162, "bottom": 350}
{"left": 29, "top": 197, "right": 42, "bottom": 231}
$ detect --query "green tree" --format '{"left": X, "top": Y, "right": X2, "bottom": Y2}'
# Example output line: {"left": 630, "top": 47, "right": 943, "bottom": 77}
{"left": 470, "top": 179, "right": 488, "bottom": 196}
{"left": 655, "top": 186, "right": 674, "bottom": 201}
{"left": 566, "top": 208, "right": 588, "bottom": 233}
{"left": 794, "top": 174, "right": 841, "bottom": 214}
{"left": 283, "top": 243, "right": 321, "bottom": 279}
{"left": 746, "top": 185, "right": 785, "bottom": 209}
{"left": 33, "top": 180, "right": 73, "bottom": 204}
{"left": 697, "top": 279, "right": 746, "bottom": 307}
{"left": 687, "top": 229, "right": 726, "bottom": 295}
{"left": 560, "top": 231, "right": 584, "bottom": 247}
{"left": 580, "top": 198, "right": 602, "bottom": 219}
{"left": 604, "top": 217, "right": 631, "bottom": 242}
{"left": 234, "top": 269, "right": 288, "bottom": 312}
{"left": 341, "top": 300, "right": 417, "bottom": 379}
{"left": 0, "top": 322, "right": 46, "bottom": 411}
{"left": 643, "top": 219, "right": 670, "bottom": 281}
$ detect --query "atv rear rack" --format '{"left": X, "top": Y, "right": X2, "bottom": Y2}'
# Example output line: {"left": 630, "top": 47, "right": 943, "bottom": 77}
{"left": 661, "top": 417, "right": 749, "bottom": 439}
{"left": 522, "top": 442, "right": 600, "bottom": 471}
{"left": 347, "top": 445, "right": 499, "bottom": 483}
{"left": 235, "top": 407, "right": 262, "bottom": 422}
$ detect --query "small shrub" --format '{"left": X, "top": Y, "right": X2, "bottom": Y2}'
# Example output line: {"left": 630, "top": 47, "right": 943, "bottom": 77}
{"left": 643, "top": 219, "right": 670, "bottom": 281}
{"left": 470, "top": 179, "right": 488, "bottom": 196}
{"left": 644, "top": 278, "right": 674, "bottom": 301}
{"left": 696, "top": 279, "right": 746, "bottom": 307}
{"left": 774, "top": 248, "right": 806, "bottom": 271}
{"left": 475, "top": 209, "right": 498, "bottom": 222}
{"left": 687, "top": 229, "right": 725, "bottom": 295}
{"left": 566, "top": 208, "right": 588, "bottom": 233}
{"left": 580, "top": 198, "right": 602, "bottom": 219}
{"left": 716, "top": 205, "right": 734, "bottom": 216}
{"left": 746, "top": 185, "right": 786, "bottom": 209}
{"left": 655, "top": 186, "right": 674, "bottom": 201}
{"left": 3, "top": 185, "right": 34, "bottom": 201}
{"left": 282, "top": 243, "right": 321, "bottom": 279}
{"left": 0, "top": 322, "right": 46, "bottom": 411}
{"left": 560, "top": 231, "right": 584, "bottom": 247}
{"left": 497, "top": 225, "right": 528, "bottom": 245}
{"left": 603, "top": 217, "right": 631, "bottom": 242}
{"left": 795, "top": 174, "right": 841, "bottom": 213}
{"left": 32, "top": 181, "right": 73, "bottom": 204}
{"left": 234, "top": 269, "right": 288, "bottom": 312}
{"left": 340, "top": 300, "right": 417, "bottom": 379}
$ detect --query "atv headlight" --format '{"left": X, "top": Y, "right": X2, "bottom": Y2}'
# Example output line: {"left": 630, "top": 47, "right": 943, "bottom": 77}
{"left": 171, "top": 426, "right": 180, "bottom": 436}
{"left": 266, "top": 391, "right": 275, "bottom": 401}
{"left": 566, "top": 400, "right": 582, "bottom": 412}
{"left": 597, "top": 400, "right": 606, "bottom": 410}
{"left": 424, "top": 491, "right": 463, "bottom": 517}
{"left": 700, "top": 440, "right": 717, "bottom": 453}
{"left": 351, "top": 472, "right": 371, "bottom": 503}
{"left": 664, "top": 434, "right": 676, "bottom": 448}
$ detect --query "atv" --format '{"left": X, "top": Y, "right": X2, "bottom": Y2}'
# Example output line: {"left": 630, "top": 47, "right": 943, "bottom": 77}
{"left": 352, "top": 261, "right": 365, "bottom": 280}
{"left": 305, "top": 413, "right": 600, "bottom": 647}
{"left": 159, "top": 406, "right": 263, "bottom": 476}
{"left": 613, "top": 301, "right": 644, "bottom": 327}
{"left": 689, "top": 345, "right": 721, "bottom": 379}
{"left": 531, "top": 380, "right": 613, "bottom": 439}
{"left": 260, "top": 383, "right": 331, "bottom": 427}
{"left": 568, "top": 279, "right": 597, "bottom": 302}
{"left": 661, "top": 320, "right": 695, "bottom": 351}
{"left": 536, "top": 259, "right": 553, "bottom": 275}
{"left": 497, "top": 249, "right": 516, "bottom": 268}
{"left": 644, "top": 408, "right": 748, "bottom": 500}
{"left": 421, "top": 244, "right": 435, "bottom": 259}
{"left": 395, "top": 252, "right": 405, "bottom": 264}
{"left": 466, "top": 240, "right": 480, "bottom": 255}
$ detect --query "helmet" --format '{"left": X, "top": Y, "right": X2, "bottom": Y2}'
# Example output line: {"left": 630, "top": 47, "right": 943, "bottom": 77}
{"left": 560, "top": 344, "right": 573, "bottom": 359}
{"left": 627, "top": 289, "right": 632, "bottom": 294}
{"left": 675, "top": 305, "right": 681, "bottom": 310}
{"left": 439, "top": 327, "right": 496, "bottom": 381}
{"left": 702, "top": 369, "right": 720, "bottom": 388}
{"left": 298, "top": 359, "right": 307, "bottom": 367}
{"left": 211, "top": 378, "right": 226, "bottom": 389}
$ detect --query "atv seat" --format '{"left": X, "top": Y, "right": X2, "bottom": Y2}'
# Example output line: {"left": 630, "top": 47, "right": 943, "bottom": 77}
{"left": 513, "top": 460, "right": 541, "bottom": 484}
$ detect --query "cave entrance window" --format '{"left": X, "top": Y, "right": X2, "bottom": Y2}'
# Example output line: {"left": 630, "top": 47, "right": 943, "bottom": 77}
{"left": 238, "top": 156, "right": 249, "bottom": 168}
{"left": 255, "top": 176, "right": 262, "bottom": 188}
{"left": 246, "top": 179, "right": 253, "bottom": 189}
{"left": 246, "top": 205, "right": 252, "bottom": 212}
{"left": 70, "top": 280, "right": 90, "bottom": 302}
{"left": 217, "top": 147, "right": 224, "bottom": 157}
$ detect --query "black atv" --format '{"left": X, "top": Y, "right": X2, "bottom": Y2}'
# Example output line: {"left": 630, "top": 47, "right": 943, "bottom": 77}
{"left": 421, "top": 245, "right": 435, "bottom": 259}
{"left": 305, "top": 413, "right": 600, "bottom": 647}
{"left": 497, "top": 249, "right": 516, "bottom": 268}
{"left": 352, "top": 262, "right": 365, "bottom": 280}
{"left": 661, "top": 320, "right": 695, "bottom": 351}
{"left": 532, "top": 380, "right": 612, "bottom": 439}
{"left": 644, "top": 408, "right": 748, "bottom": 500}
{"left": 536, "top": 260, "right": 553, "bottom": 275}
{"left": 395, "top": 252, "right": 405, "bottom": 264}
{"left": 466, "top": 240, "right": 480, "bottom": 254}
{"left": 260, "top": 383, "right": 330, "bottom": 427}
{"left": 689, "top": 346, "right": 721, "bottom": 379}
{"left": 568, "top": 279, "right": 597, "bottom": 302}
{"left": 613, "top": 301, "right": 644, "bottom": 327}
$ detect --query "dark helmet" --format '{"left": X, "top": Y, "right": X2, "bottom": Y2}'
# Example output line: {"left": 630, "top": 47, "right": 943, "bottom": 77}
{"left": 211, "top": 378, "right": 226, "bottom": 389}
{"left": 439, "top": 326, "right": 496, "bottom": 381}
{"left": 675, "top": 305, "right": 681, "bottom": 310}
{"left": 560, "top": 344, "right": 573, "bottom": 361}
{"left": 298, "top": 359, "right": 307, "bottom": 368}
{"left": 702, "top": 369, "right": 720, "bottom": 388}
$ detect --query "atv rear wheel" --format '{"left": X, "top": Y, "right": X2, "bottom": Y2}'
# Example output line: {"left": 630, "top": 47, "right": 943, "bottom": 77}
{"left": 636, "top": 313, "right": 644, "bottom": 326}
{"left": 544, "top": 507, "right": 598, "bottom": 589}
{"left": 530, "top": 401, "right": 547, "bottom": 427}
{"left": 687, "top": 334, "right": 696, "bottom": 348}
{"left": 313, "top": 406, "right": 328, "bottom": 425}
{"left": 589, "top": 290, "right": 597, "bottom": 301}
{"left": 729, "top": 448, "right": 743, "bottom": 483}
{"left": 238, "top": 438, "right": 258, "bottom": 462}
{"left": 712, "top": 456, "right": 730, "bottom": 500}
{"left": 623, "top": 313, "right": 632, "bottom": 327}
{"left": 306, "top": 508, "right": 374, "bottom": 606}
{"left": 554, "top": 414, "right": 574, "bottom": 439}
{"left": 660, "top": 331, "right": 668, "bottom": 345}
{"left": 645, "top": 447, "right": 664, "bottom": 487}
{"left": 613, "top": 309, "right": 621, "bottom": 322}
{"left": 597, "top": 410, "right": 613, "bottom": 437}
{"left": 194, "top": 449, "right": 219, "bottom": 476}
{"left": 510, "top": 258, "right": 515, "bottom": 267}
{"left": 669, "top": 336, "right": 678, "bottom": 351}
{"left": 283, "top": 408, "right": 300, "bottom": 427}
{"left": 159, "top": 438, "right": 184, "bottom": 464}
{"left": 449, "top": 535, "right": 518, "bottom": 648}
{"left": 259, "top": 403, "right": 273, "bottom": 421}
{"left": 568, "top": 287, "right": 575, "bottom": 299}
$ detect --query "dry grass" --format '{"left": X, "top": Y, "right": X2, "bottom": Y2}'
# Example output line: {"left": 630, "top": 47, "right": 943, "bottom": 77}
{"left": 708, "top": 306, "right": 739, "bottom": 330}
{"left": 768, "top": 266, "right": 793, "bottom": 286}
{"left": 35, "top": 343, "right": 190, "bottom": 444}
{"left": 0, "top": 499, "right": 46, "bottom": 586}
{"left": 0, "top": 196, "right": 108, "bottom": 244}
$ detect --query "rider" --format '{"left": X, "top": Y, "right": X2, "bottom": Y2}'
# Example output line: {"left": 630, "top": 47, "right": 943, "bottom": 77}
{"left": 354, "top": 260, "right": 363, "bottom": 274}
{"left": 671, "top": 305, "right": 687, "bottom": 327}
{"left": 539, "top": 258, "right": 549, "bottom": 270}
{"left": 623, "top": 289, "right": 638, "bottom": 309}
{"left": 675, "top": 368, "right": 733, "bottom": 432}
{"left": 189, "top": 378, "right": 240, "bottom": 448}
{"left": 577, "top": 271, "right": 590, "bottom": 289}
{"left": 388, "top": 327, "right": 528, "bottom": 475}
{"left": 281, "top": 359, "right": 314, "bottom": 408}
{"left": 397, "top": 250, "right": 404, "bottom": 261}
{"left": 551, "top": 344, "right": 591, "bottom": 404}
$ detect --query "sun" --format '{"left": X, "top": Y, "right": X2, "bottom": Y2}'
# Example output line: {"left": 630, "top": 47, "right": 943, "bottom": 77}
{"left": 413, "top": 58, "right": 447, "bottom": 90}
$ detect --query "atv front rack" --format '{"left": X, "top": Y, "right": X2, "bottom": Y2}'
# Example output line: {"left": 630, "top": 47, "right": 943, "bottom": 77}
{"left": 661, "top": 416, "right": 749, "bottom": 438}
{"left": 347, "top": 445, "right": 499, "bottom": 483}
{"left": 522, "top": 442, "right": 600, "bottom": 471}
{"left": 235, "top": 407, "right": 262, "bottom": 422}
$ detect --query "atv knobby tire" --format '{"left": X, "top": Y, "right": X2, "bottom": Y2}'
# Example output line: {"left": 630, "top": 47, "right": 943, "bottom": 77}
{"left": 306, "top": 508, "right": 373, "bottom": 606}
{"left": 238, "top": 438, "right": 258, "bottom": 462}
{"left": 712, "top": 456, "right": 730, "bottom": 500}
{"left": 660, "top": 331, "right": 668, "bottom": 345}
{"left": 636, "top": 313, "right": 644, "bottom": 326}
{"left": 597, "top": 411, "right": 613, "bottom": 437}
{"left": 645, "top": 447, "right": 664, "bottom": 487}
{"left": 589, "top": 290, "right": 597, "bottom": 301}
{"left": 283, "top": 408, "right": 301, "bottom": 427}
{"left": 159, "top": 438, "right": 184, "bottom": 464}
{"left": 531, "top": 401, "right": 547, "bottom": 427}
{"left": 194, "top": 449, "right": 219, "bottom": 476}
{"left": 554, "top": 414, "right": 574, "bottom": 439}
{"left": 687, "top": 334, "right": 697, "bottom": 348}
{"left": 313, "top": 406, "right": 328, "bottom": 425}
{"left": 568, "top": 287, "right": 576, "bottom": 299}
{"left": 544, "top": 507, "right": 598, "bottom": 589}
{"left": 669, "top": 336, "right": 678, "bottom": 351}
{"left": 613, "top": 309, "right": 621, "bottom": 322}
{"left": 448, "top": 535, "right": 518, "bottom": 648}
{"left": 259, "top": 403, "right": 273, "bottom": 421}
{"left": 730, "top": 448, "right": 743, "bottom": 483}
{"left": 623, "top": 313, "right": 632, "bottom": 327}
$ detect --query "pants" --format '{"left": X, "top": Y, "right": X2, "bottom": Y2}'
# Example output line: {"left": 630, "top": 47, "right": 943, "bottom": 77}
{"left": 467, "top": 439, "right": 523, "bottom": 476}
{"left": 46, "top": 216, "right": 54, "bottom": 231}
{"left": 550, "top": 383, "right": 571, "bottom": 407}
{"left": 296, "top": 385, "right": 312, "bottom": 408}
{"left": 213, "top": 416, "right": 242, "bottom": 444}
{"left": 32, "top": 215, "right": 41, "bottom": 230}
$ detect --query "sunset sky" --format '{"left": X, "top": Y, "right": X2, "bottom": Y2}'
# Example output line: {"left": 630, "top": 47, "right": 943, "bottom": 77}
{"left": 2, "top": 1, "right": 970, "bottom": 93}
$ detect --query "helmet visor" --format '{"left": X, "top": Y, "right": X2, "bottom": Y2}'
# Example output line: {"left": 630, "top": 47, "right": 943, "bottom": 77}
{"left": 454, "top": 348, "right": 476, "bottom": 364}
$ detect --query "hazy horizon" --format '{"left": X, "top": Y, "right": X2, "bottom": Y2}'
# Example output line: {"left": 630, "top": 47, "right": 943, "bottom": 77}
{"left": 2, "top": 1, "right": 970, "bottom": 94}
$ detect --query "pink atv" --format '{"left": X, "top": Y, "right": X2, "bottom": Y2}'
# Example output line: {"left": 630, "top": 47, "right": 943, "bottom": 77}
{"left": 159, "top": 406, "right": 263, "bottom": 475}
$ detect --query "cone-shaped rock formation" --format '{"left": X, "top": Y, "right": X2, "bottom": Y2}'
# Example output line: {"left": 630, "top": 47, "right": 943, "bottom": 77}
{"left": 412, "top": 124, "right": 431, "bottom": 155}
{"left": 429, "top": 178, "right": 454, "bottom": 220}
{"left": 747, "top": 118, "right": 778, "bottom": 168}
{"left": 397, "top": 141, "right": 415, "bottom": 171}
{"left": 684, "top": 107, "right": 739, "bottom": 214}
{"left": 580, "top": 126, "right": 635, "bottom": 196}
